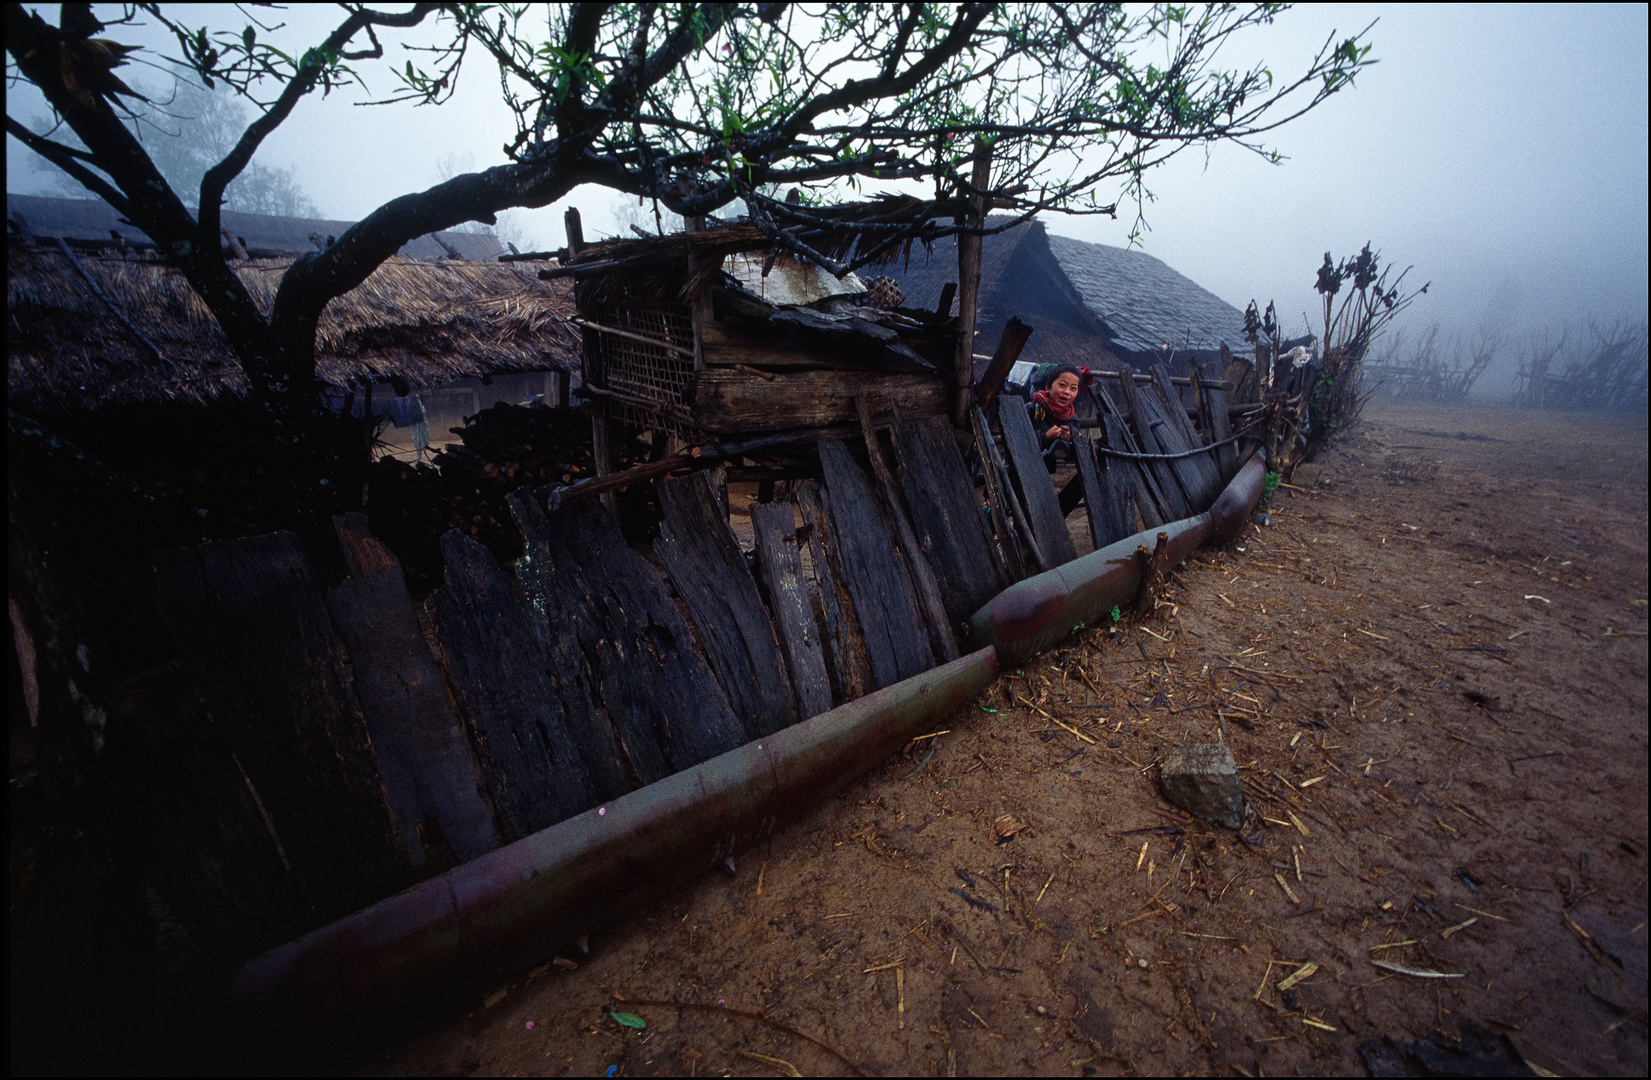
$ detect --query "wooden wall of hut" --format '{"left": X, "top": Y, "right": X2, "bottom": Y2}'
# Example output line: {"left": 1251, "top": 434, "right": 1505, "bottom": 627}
{"left": 574, "top": 257, "right": 960, "bottom": 438}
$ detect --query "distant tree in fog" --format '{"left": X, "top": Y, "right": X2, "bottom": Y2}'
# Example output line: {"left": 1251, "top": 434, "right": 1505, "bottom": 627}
{"left": 610, "top": 193, "right": 684, "bottom": 239}
{"left": 26, "top": 77, "right": 317, "bottom": 217}
{"left": 143, "top": 80, "right": 318, "bottom": 217}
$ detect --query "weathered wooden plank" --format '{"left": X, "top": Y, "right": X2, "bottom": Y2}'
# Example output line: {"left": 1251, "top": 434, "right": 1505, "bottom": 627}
{"left": 1140, "top": 377, "right": 1220, "bottom": 512}
{"left": 996, "top": 398, "right": 1080, "bottom": 567}
{"left": 146, "top": 536, "right": 403, "bottom": 920}
{"left": 856, "top": 399, "right": 959, "bottom": 662}
{"left": 1134, "top": 384, "right": 1197, "bottom": 510}
{"left": 892, "top": 412, "right": 1004, "bottom": 620}
{"left": 1105, "top": 451, "right": 1140, "bottom": 544}
{"left": 513, "top": 494, "right": 747, "bottom": 777}
{"left": 502, "top": 497, "right": 633, "bottom": 805}
{"left": 690, "top": 367, "right": 951, "bottom": 434}
{"left": 1113, "top": 371, "right": 1190, "bottom": 520}
{"left": 815, "top": 439, "right": 937, "bottom": 689}
{"left": 1092, "top": 380, "right": 1169, "bottom": 527}
{"left": 1073, "top": 426, "right": 1136, "bottom": 550}
{"left": 968, "top": 404, "right": 1031, "bottom": 581}
{"left": 100, "top": 665, "right": 304, "bottom": 965}
{"left": 655, "top": 472, "right": 796, "bottom": 740}
{"left": 1206, "top": 383, "right": 1237, "bottom": 481}
{"left": 699, "top": 323, "right": 935, "bottom": 373}
{"left": 1202, "top": 355, "right": 1237, "bottom": 478}
{"left": 1221, "top": 344, "right": 1256, "bottom": 404}
{"left": 954, "top": 148, "right": 990, "bottom": 423}
{"left": 992, "top": 431, "right": 1047, "bottom": 572}
{"left": 425, "top": 530, "right": 600, "bottom": 842}
{"left": 1152, "top": 363, "right": 1224, "bottom": 505}
{"left": 504, "top": 498, "right": 664, "bottom": 792}
{"left": 1101, "top": 412, "right": 1162, "bottom": 531}
{"left": 1096, "top": 429, "right": 1135, "bottom": 544}
{"left": 796, "top": 481, "right": 873, "bottom": 705}
{"left": 197, "top": 537, "right": 399, "bottom": 873}
{"left": 1109, "top": 373, "right": 1188, "bottom": 521}
{"left": 971, "top": 316, "right": 1035, "bottom": 413}
{"left": 750, "top": 501, "right": 834, "bottom": 719}
{"left": 327, "top": 514, "right": 497, "bottom": 865}
{"left": 590, "top": 399, "right": 617, "bottom": 516}
{"left": 1184, "top": 354, "right": 1212, "bottom": 454}
{"left": 1072, "top": 425, "right": 1108, "bottom": 553}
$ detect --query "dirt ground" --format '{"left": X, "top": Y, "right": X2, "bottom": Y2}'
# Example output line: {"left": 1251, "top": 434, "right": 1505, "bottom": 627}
{"left": 368, "top": 400, "right": 1648, "bottom": 1077}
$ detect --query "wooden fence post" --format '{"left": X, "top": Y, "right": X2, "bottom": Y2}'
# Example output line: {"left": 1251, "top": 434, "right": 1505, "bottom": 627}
{"left": 953, "top": 142, "right": 991, "bottom": 425}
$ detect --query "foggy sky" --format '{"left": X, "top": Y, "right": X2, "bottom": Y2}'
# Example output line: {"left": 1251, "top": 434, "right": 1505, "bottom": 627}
{"left": 8, "top": 4, "right": 1647, "bottom": 397}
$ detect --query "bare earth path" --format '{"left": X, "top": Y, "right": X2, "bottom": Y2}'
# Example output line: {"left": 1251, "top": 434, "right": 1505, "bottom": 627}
{"left": 370, "top": 401, "right": 1647, "bottom": 1077}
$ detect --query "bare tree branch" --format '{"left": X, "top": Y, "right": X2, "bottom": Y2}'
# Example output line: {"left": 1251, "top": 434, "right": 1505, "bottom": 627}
{"left": 176, "top": 4, "right": 441, "bottom": 250}
{"left": 5, "top": 116, "right": 132, "bottom": 214}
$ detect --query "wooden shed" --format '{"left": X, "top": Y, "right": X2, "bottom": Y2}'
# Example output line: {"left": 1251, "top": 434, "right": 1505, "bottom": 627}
{"left": 551, "top": 207, "right": 964, "bottom": 447}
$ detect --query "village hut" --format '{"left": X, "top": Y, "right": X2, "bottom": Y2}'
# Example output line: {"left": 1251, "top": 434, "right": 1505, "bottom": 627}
{"left": 879, "top": 214, "right": 1251, "bottom": 378}
{"left": 7, "top": 192, "right": 1277, "bottom": 1074}
{"left": 551, "top": 198, "right": 966, "bottom": 454}
{"left": 6, "top": 194, "right": 581, "bottom": 428}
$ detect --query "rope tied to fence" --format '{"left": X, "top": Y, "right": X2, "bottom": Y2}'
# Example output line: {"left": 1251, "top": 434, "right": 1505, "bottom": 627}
{"left": 1078, "top": 412, "right": 1267, "bottom": 462}
{"left": 1089, "top": 429, "right": 1251, "bottom": 462}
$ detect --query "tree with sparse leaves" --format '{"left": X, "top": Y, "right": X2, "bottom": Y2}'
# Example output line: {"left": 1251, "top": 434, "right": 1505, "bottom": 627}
{"left": 7, "top": 2, "right": 1375, "bottom": 457}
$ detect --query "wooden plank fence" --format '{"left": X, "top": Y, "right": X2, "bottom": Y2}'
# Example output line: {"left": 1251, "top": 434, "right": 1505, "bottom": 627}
{"left": 132, "top": 366, "right": 1247, "bottom": 970}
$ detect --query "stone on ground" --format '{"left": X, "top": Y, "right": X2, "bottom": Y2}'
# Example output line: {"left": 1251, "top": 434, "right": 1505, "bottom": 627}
{"left": 1160, "top": 743, "right": 1245, "bottom": 828}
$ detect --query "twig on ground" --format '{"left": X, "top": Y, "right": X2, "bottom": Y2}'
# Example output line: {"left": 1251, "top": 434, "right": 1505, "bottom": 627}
{"left": 614, "top": 995, "right": 866, "bottom": 1075}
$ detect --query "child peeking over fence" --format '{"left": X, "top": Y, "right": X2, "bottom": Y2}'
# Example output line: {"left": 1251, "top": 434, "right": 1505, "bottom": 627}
{"left": 1027, "top": 364, "right": 1090, "bottom": 464}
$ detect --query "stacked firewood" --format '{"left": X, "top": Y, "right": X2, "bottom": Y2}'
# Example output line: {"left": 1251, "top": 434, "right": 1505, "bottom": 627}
{"left": 364, "top": 403, "right": 650, "bottom": 595}
{"left": 430, "top": 402, "right": 629, "bottom": 483}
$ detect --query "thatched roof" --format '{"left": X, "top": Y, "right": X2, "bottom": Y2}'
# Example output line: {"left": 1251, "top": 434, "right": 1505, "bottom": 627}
{"left": 8, "top": 245, "right": 580, "bottom": 416}
{"left": 881, "top": 216, "right": 1250, "bottom": 371}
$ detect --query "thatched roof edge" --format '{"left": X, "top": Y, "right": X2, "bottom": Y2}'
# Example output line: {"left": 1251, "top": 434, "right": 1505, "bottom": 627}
{"left": 8, "top": 246, "right": 579, "bottom": 416}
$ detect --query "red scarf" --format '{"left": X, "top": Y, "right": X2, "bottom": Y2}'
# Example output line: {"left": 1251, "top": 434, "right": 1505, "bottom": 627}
{"left": 1032, "top": 388, "right": 1075, "bottom": 421}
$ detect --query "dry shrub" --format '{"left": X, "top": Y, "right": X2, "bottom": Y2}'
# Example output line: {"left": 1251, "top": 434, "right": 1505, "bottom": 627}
{"left": 1366, "top": 323, "right": 1501, "bottom": 403}
{"left": 1513, "top": 317, "right": 1648, "bottom": 412}
{"left": 1306, "top": 247, "right": 1429, "bottom": 458}
{"left": 1245, "top": 245, "right": 1430, "bottom": 473}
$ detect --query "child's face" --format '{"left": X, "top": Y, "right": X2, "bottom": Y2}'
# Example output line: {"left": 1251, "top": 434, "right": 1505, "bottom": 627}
{"left": 1049, "top": 371, "right": 1081, "bottom": 410}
